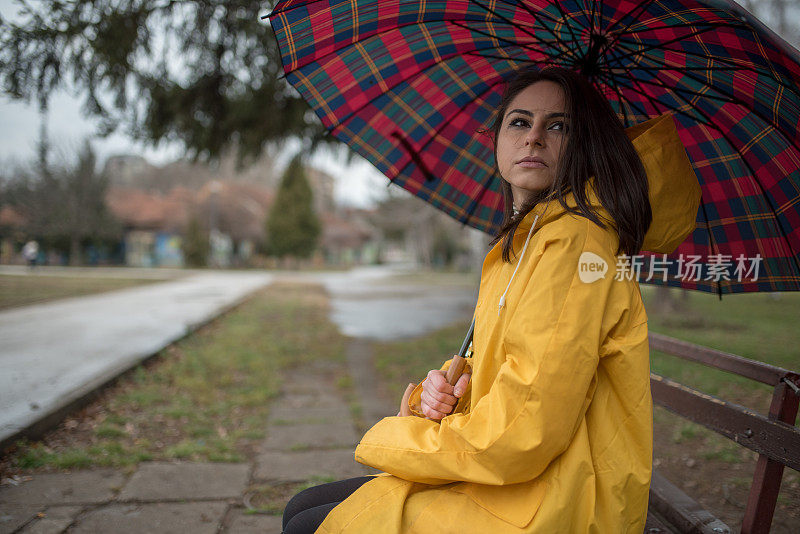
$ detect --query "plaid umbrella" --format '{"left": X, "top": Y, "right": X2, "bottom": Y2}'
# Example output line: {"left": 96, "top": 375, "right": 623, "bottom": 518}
{"left": 265, "top": 0, "right": 800, "bottom": 294}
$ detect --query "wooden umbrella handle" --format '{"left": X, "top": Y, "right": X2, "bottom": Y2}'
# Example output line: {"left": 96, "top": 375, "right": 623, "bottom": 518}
{"left": 444, "top": 318, "right": 474, "bottom": 386}
{"left": 444, "top": 354, "right": 468, "bottom": 386}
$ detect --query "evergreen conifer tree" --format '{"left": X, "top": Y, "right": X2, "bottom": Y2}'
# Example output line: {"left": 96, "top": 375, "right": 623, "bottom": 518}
{"left": 265, "top": 154, "right": 320, "bottom": 258}
{"left": 182, "top": 215, "right": 209, "bottom": 267}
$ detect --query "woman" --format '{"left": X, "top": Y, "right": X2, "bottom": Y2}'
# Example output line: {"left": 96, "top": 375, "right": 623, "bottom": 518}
{"left": 283, "top": 66, "right": 700, "bottom": 533}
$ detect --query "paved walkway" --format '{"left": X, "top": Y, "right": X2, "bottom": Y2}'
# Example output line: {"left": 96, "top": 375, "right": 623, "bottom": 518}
{"left": 0, "top": 266, "right": 475, "bottom": 532}
{"left": 0, "top": 353, "right": 390, "bottom": 533}
{"left": 0, "top": 271, "right": 274, "bottom": 448}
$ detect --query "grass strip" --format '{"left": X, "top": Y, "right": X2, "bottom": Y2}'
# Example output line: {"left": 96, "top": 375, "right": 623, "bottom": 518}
{"left": 0, "top": 274, "right": 163, "bottom": 310}
{"left": 2, "top": 282, "right": 346, "bottom": 472}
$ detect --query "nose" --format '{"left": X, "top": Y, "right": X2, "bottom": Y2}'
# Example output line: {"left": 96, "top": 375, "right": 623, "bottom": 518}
{"left": 524, "top": 125, "right": 545, "bottom": 147}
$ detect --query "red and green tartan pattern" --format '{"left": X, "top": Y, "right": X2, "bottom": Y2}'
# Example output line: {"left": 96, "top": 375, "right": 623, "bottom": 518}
{"left": 267, "top": 0, "right": 800, "bottom": 294}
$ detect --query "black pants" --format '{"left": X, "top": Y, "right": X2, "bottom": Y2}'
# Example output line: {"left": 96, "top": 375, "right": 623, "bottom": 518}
{"left": 282, "top": 476, "right": 375, "bottom": 534}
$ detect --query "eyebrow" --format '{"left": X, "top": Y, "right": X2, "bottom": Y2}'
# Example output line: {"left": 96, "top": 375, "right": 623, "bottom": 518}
{"left": 507, "top": 109, "right": 569, "bottom": 119}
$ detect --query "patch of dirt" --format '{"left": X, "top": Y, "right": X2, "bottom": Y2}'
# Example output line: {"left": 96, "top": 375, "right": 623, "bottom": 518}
{"left": 243, "top": 482, "right": 303, "bottom": 515}
{"left": 653, "top": 407, "right": 799, "bottom": 533}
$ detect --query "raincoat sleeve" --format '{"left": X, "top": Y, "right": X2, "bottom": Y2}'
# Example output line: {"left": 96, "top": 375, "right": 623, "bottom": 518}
{"left": 355, "top": 224, "right": 612, "bottom": 485}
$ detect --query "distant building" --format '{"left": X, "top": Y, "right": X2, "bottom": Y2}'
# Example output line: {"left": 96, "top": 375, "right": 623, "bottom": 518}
{"left": 319, "top": 209, "right": 379, "bottom": 265}
{"left": 100, "top": 152, "right": 396, "bottom": 269}
{"left": 103, "top": 155, "right": 155, "bottom": 188}
{"left": 106, "top": 187, "right": 193, "bottom": 267}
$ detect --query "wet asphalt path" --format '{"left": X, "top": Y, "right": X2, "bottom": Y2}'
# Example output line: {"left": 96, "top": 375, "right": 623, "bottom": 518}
{"left": 0, "top": 265, "right": 477, "bottom": 449}
{"left": 0, "top": 271, "right": 273, "bottom": 448}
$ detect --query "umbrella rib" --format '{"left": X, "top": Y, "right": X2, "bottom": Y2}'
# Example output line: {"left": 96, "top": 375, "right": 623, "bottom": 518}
{"left": 467, "top": 0, "right": 582, "bottom": 64}
{"left": 699, "top": 200, "right": 725, "bottom": 297}
{"left": 276, "top": 17, "right": 531, "bottom": 77}
{"left": 463, "top": 50, "right": 538, "bottom": 65}
{"left": 613, "top": 18, "right": 750, "bottom": 38}
{"left": 597, "top": 71, "right": 657, "bottom": 125}
{"left": 610, "top": 40, "right": 782, "bottom": 105}
{"left": 265, "top": 0, "right": 352, "bottom": 20}
{"left": 641, "top": 81, "right": 800, "bottom": 281}
{"left": 491, "top": 0, "right": 577, "bottom": 35}
{"left": 616, "top": 63, "right": 743, "bottom": 73}
{"left": 390, "top": 132, "right": 437, "bottom": 182}
{"left": 609, "top": 32, "right": 780, "bottom": 73}
{"left": 469, "top": 0, "right": 578, "bottom": 61}
{"left": 613, "top": 45, "right": 800, "bottom": 148}
{"left": 606, "top": 24, "right": 745, "bottom": 65}
{"left": 605, "top": 72, "right": 715, "bottom": 129}
{"left": 597, "top": 71, "right": 663, "bottom": 122}
{"left": 448, "top": 19, "right": 585, "bottom": 65}
{"left": 602, "top": 0, "right": 655, "bottom": 38}
{"left": 588, "top": 0, "right": 598, "bottom": 36}
{"left": 544, "top": 0, "right": 585, "bottom": 55}
{"left": 604, "top": 18, "right": 754, "bottom": 65}
{"left": 463, "top": 44, "right": 579, "bottom": 68}
{"left": 612, "top": 75, "right": 793, "bottom": 294}
{"left": 608, "top": 37, "right": 799, "bottom": 95}
{"left": 594, "top": 74, "right": 635, "bottom": 127}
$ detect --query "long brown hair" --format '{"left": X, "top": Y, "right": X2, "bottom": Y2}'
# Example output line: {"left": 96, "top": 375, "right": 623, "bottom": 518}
{"left": 486, "top": 67, "right": 652, "bottom": 262}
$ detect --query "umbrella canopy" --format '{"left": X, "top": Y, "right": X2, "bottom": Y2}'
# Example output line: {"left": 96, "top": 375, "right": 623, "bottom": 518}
{"left": 265, "top": 0, "right": 800, "bottom": 294}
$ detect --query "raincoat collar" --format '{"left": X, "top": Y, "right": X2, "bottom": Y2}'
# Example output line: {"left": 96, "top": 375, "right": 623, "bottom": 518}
{"left": 514, "top": 112, "right": 700, "bottom": 255}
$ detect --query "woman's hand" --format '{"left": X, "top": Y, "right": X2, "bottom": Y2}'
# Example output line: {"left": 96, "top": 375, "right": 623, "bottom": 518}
{"left": 421, "top": 369, "right": 471, "bottom": 420}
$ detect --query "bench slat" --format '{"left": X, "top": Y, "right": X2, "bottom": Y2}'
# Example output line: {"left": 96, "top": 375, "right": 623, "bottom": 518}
{"left": 649, "top": 333, "right": 798, "bottom": 386}
{"left": 651, "top": 374, "right": 800, "bottom": 471}
{"left": 645, "top": 507, "right": 682, "bottom": 534}
{"left": 649, "top": 470, "right": 732, "bottom": 534}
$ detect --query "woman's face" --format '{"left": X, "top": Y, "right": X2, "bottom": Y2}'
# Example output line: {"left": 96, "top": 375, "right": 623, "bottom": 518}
{"left": 495, "top": 81, "right": 569, "bottom": 207}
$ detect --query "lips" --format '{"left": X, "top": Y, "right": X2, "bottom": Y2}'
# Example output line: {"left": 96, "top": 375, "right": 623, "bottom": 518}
{"left": 517, "top": 156, "right": 547, "bottom": 167}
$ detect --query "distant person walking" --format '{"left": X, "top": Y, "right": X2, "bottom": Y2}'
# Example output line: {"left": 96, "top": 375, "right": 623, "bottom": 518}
{"left": 22, "top": 240, "right": 39, "bottom": 268}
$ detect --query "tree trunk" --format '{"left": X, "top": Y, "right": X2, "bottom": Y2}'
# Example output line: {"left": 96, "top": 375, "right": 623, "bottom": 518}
{"left": 70, "top": 236, "right": 81, "bottom": 266}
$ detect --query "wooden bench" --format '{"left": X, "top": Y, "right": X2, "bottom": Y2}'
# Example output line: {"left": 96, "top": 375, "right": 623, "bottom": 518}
{"left": 643, "top": 332, "right": 800, "bottom": 534}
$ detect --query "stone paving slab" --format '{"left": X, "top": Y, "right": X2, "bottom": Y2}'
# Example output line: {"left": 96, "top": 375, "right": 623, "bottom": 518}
{"left": 19, "top": 505, "right": 82, "bottom": 534}
{"left": 71, "top": 502, "right": 227, "bottom": 534}
{"left": 0, "top": 470, "right": 125, "bottom": 505}
{"left": 276, "top": 393, "right": 344, "bottom": 410}
{"left": 268, "top": 405, "right": 352, "bottom": 424}
{"left": 254, "top": 449, "right": 372, "bottom": 481}
{"left": 0, "top": 504, "right": 41, "bottom": 534}
{"left": 224, "top": 510, "right": 282, "bottom": 534}
{"left": 119, "top": 462, "right": 250, "bottom": 501}
{"left": 262, "top": 423, "right": 359, "bottom": 451}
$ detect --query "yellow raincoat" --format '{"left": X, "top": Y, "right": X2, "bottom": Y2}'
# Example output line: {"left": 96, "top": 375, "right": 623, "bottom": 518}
{"left": 317, "top": 112, "right": 700, "bottom": 533}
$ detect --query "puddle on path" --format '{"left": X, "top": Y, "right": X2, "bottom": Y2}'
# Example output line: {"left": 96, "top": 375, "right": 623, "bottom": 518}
{"left": 310, "top": 265, "right": 478, "bottom": 341}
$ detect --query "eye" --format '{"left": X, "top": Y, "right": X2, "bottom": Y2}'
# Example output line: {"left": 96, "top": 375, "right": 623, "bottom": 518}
{"left": 549, "top": 121, "right": 569, "bottom": 132}
{"left": 508, "top": 117, "right": 530, "bottom": 128}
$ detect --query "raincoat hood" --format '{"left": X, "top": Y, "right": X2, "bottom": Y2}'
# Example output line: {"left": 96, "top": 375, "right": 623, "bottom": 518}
{"left": 521, "top": 112, "right": 701, "bottom": 255}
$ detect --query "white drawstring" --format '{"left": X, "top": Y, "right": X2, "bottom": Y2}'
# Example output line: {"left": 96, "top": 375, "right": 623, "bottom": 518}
{"left": 498, "top": 214, "right": 539, "bottom": 314}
